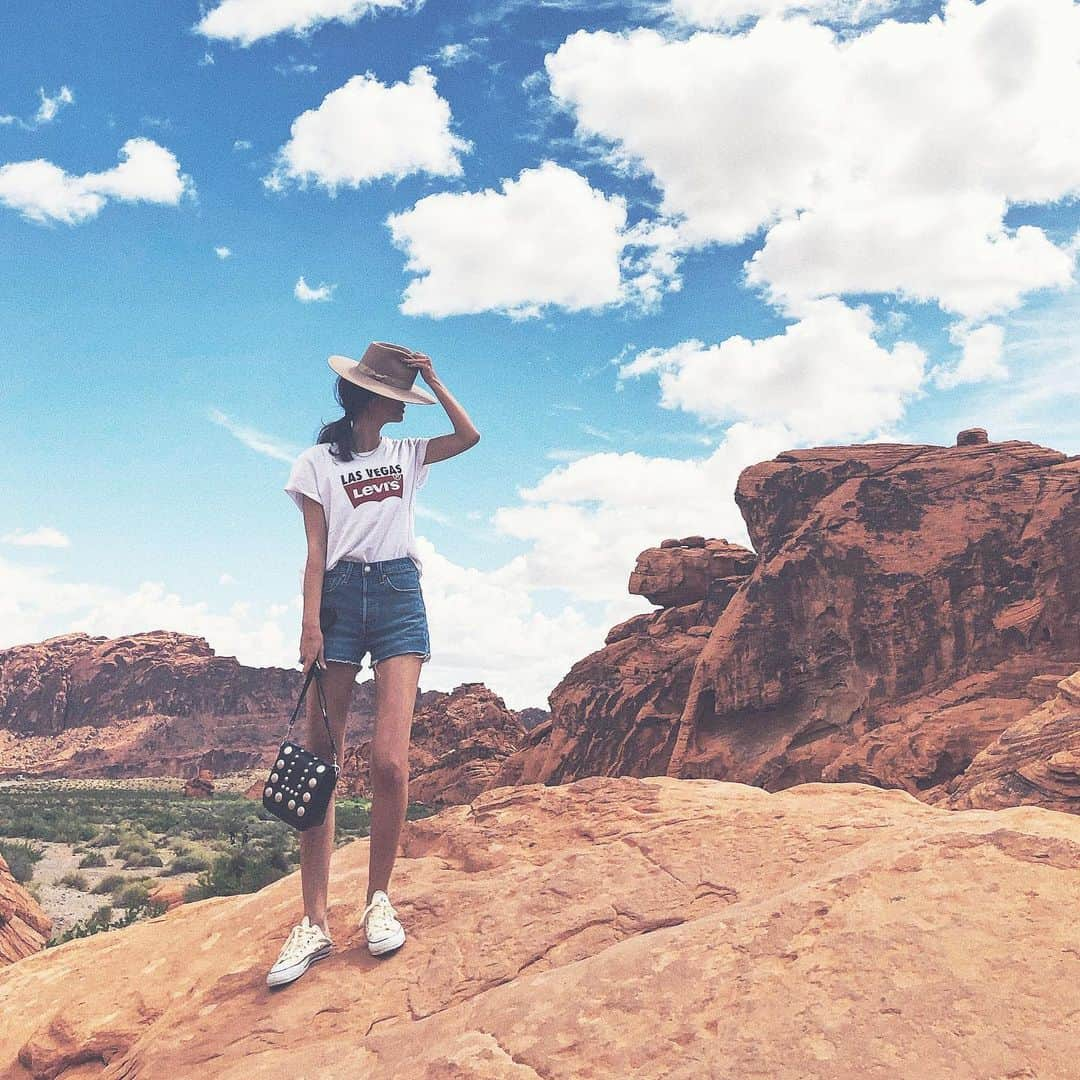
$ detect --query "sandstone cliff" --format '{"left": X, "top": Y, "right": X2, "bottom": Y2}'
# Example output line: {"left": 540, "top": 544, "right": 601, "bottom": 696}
{"left": 491, "top": 431, "right": 1080, "bottom": 814}
{"left": 2, "top": 777, "right": 1079, "bottom": 1077}
{"left": 0, "top": 853, "right": 51, "bottom": 967}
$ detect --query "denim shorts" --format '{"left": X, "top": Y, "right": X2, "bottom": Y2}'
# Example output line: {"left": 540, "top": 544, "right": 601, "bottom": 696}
{"left": 319, "top": 556, "right": 431, "bottom": 672}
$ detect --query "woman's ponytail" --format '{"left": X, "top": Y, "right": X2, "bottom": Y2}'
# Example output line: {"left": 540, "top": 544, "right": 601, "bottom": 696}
{"left": 316, "top": 378, "right": 380, "bottom": 462}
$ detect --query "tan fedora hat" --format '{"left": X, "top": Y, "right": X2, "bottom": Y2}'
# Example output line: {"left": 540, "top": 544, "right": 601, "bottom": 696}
{"left": 328, "top": 341, "right": 437, "bottom": 405}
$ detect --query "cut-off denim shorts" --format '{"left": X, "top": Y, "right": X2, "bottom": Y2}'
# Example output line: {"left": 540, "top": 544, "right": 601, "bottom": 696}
{"left": 319, "top": 556, "right": 431, "bottom": 672}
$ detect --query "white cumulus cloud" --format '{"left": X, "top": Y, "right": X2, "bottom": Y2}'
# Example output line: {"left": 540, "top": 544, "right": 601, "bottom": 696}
{"left": 34, "top": 85, "right": 74, "bottom": 124}
{"left": 617, "top": 296, "right": 927, "bottom": 443}
{"left": 0, "top": 137, "right": 193, "bottom": 226}
{"left": 264, "top": 66, "right": 471, "bottom": 193}
{"left": 294, "top": 275, "right": 336, "bottom": 302}
{"left": 492, "top": 419, "right": 795, "bottom": 604}
{"left": 1, "top": 84, "right": 74, "bottom": 130}
{"left": 386, "top": 160, "right": 681, "bottom": 319}
{"left": 931, "top": 322, "right": 1008, "bottom": 389}
{"left": 545, "top": 0, "right": 1080, "bottom": 322}
{"left": 195, "top": 0, "right": 416, "bottom": 47}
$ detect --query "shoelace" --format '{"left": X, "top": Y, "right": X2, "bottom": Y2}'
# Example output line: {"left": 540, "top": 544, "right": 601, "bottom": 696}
{"left": 361, "top": 896, "right": 399, "bottom": 936}
{"left": 277, "top": 921, "right": 327, "bottom": 965}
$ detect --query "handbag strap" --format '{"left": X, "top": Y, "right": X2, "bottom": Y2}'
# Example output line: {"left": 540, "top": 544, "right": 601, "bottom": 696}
{"left": 284, "top": 662, "right": 340, "bottom": 770}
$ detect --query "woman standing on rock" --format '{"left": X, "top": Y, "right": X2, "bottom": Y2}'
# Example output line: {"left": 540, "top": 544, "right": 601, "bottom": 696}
{"left": 267, "top": 342, "right": 480, "bottom": 989}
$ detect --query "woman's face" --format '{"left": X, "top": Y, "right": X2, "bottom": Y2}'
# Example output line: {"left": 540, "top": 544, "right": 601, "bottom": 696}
{"left": 369, "top": 392, "right": 406, "bottom": 425}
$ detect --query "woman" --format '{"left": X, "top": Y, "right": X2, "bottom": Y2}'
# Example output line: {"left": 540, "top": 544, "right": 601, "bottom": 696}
{"left": 267, "top": 341, "right": 480, "bottom": 989}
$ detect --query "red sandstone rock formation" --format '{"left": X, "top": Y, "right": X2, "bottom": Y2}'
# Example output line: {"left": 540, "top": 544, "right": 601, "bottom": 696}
{"left": 818, "top": 654, "right": 1078, "bottom": 798}
{"left": 491, "top": 431, "right": 1080, "bottom": 813}
{"left": 942, "top": 668, "right": 1080, "bottom": 813}
{"left": 668, "top": 431, "right": 1078, "bottom": 789}
{"left": 0, "top": 853, "right": 51, "bottom": 966}
{"left": 145, "top": 880, "right": 189, "bottom": 913}
{"left": 0, "top": 634, "right": 531, "bottom": 798}
{"left": 182, "top": 769, "right": 215, "bottom": 797}
{"left": 2, "top": 777, "right": 1080, "bottom": 1077}
{"left": 339, "top": 683, "right": 525, "bottom": 805}
{"left": 493, "top": 537, "right": 756, "bottom": 788}
{"left": 0, "top": 632, "right": 308, "bottom": 779}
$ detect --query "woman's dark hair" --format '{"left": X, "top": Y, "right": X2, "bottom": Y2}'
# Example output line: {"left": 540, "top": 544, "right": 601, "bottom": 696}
{"left": 317, "top": 377, "right": 383, "bottom": 463}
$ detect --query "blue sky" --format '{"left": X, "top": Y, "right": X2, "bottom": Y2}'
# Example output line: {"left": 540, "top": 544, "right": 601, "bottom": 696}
{"left": 2, "top": 0, "right": 1078, "bottom": 710}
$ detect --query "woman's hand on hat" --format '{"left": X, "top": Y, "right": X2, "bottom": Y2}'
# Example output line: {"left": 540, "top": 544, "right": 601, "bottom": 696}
{"left": 404, "top": 351, "right": 435, "bottom": 383}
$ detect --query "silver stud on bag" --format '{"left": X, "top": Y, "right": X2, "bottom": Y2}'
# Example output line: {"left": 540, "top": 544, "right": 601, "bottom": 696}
{"left": 274, "top": 792, "right": 283, "bottom": 802}
{"left": 302, "top": 792, "right": 311, "bottom": 802}
{"left": 308, "top": 777, "right": 317, "bottom": 788}
{"left": 316, "top": 764, "right": 326, "bottom": 773}
{"left": 297, "top": 806, "right": 305, "bottom": 816}
{"left": 276, "top": 759, "right": 284, "bottom": 769}
{"left": 288, "top": 799, "right": 296, "bottom": 809}
{"left": 284, "top": 746, "right": 293, "bottom": 754}
{"left": 264, "top": 786, "right": 273, "bottom": 797}
{"left": 270, "top": 772, "right": 278, "bottom": 782}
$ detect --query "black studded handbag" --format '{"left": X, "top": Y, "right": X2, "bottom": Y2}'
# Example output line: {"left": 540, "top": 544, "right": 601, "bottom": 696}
{"left": 261, "top": 661, "right": 340, "bottom": 831}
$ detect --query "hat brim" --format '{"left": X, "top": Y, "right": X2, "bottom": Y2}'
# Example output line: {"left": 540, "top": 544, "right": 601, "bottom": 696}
{"left": 327, "top": 355, "right": 437, "bottom": 405}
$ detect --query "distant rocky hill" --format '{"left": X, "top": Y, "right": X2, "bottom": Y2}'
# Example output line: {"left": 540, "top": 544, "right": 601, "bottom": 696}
{"left": 491, "top": 429, "right": 1080, "bottom": 815}
{"left": 0, "top": 632, "right": 535, "bottom": 804}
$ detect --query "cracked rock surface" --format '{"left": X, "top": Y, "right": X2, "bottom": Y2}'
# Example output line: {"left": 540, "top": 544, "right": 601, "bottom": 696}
{"left": 3, "top": 775, "right": 1080, "bottom": 1078}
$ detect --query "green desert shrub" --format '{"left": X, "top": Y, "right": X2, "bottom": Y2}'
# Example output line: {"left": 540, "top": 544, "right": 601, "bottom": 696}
{"left": 185, "top": 844, "right": 292, "bottom": 901}
{"left": 121, "top": 851, "right": 164, "bottom": 869}
{"left": 0, "top": 839, "right": 45, "bottom": 884}
{"left": 114, "top": 838, "right": 156, "bottom": 862}
{"left": 114, "top": 881, "right": 152, "bottom": 909}
{"left": 164, "top": 852, "right": 211, "bottom": 876}
{"left": 52, "top": 904, "right": 116, "bottom": 944}
{"left": 58, "top": 872, "right": 90, "bottom": 890}
{"left": 78, "top": 851, "right": 108, "bottom": 869}
{"left": 50, "top": 898, "right": 168, "bottom": 946}
{"left": 91, "top": 872, "right": 127, "bottom": 895}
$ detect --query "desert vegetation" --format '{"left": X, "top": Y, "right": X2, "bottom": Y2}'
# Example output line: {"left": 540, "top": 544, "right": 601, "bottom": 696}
{"left": 0, "top": 779, "right": 437, "bottom": 945}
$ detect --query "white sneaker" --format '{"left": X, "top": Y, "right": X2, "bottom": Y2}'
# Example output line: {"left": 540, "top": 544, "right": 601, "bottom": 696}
{"left": 360, "top": 890, "right": 406, "bottom": 956}
{"left": 266, "top": 915, "right": 333, "bottom": 988}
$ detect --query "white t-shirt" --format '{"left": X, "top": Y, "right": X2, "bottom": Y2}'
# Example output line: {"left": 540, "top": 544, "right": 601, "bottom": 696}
{"left": 285, "top": 436, "right": 431, "bottom": 576}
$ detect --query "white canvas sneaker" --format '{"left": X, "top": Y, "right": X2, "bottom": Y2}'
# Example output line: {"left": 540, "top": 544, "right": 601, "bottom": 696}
{"left": 360, "top": 890, "right": 406, "bottom": 956}
{"left": 266, "top": 915, "right": 334, "bottom": 988}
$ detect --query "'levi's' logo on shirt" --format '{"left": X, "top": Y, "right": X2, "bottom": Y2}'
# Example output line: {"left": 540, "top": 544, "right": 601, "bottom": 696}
{"left": 340, "top": 467, "right": 405, "bottom": 508}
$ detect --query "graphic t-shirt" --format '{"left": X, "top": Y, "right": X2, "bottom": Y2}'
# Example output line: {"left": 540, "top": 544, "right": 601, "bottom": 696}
{"left": 284, "top": 436, "right": 431, "bottom": 577}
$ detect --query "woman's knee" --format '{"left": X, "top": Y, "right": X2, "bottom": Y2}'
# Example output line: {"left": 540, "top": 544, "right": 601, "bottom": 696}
{"left": 369, "top": 752, "right": 408, "bottom": 789}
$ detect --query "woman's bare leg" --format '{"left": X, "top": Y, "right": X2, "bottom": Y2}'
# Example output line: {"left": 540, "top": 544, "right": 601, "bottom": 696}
{"left": 298, "top": 661, "right": 358, "bottom": 933}
{"left": 366, "top": 654, "right": 422, "bottom": 904}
